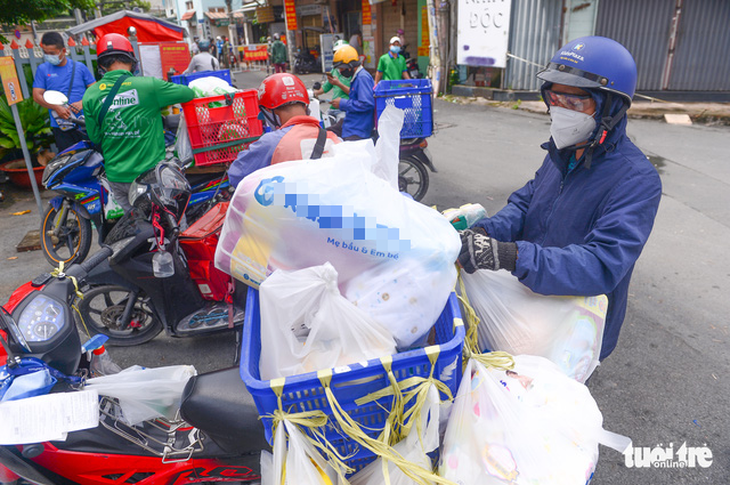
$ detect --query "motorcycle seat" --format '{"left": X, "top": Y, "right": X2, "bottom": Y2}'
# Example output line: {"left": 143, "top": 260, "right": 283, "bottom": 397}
{"left": 180, "top": 366, "right": 270, "bottom": 454}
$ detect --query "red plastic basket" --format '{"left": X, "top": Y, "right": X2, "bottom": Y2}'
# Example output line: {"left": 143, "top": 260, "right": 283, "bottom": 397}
{"left": 182, "top": 90, "right": 263, "bottom": 166}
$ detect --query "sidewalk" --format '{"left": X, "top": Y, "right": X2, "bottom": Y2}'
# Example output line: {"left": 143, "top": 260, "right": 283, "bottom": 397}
{"left": 444, "top": 91, "right": 730, "bottom": 125}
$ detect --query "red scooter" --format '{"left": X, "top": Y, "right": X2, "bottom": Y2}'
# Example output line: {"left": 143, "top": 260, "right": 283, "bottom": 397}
{"left": 0, "top": 247, "right": 267, "bottom": 485}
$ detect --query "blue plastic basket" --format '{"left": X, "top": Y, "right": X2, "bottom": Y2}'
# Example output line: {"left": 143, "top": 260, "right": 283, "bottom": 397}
{"left": 240, "top": 289, "right": 464, "bottom": 473}
{"left": 171, "top": 69, "right": 232, "bottom": 86}
{"left": 374, "top": 79, "right": 433, "bottom": 138}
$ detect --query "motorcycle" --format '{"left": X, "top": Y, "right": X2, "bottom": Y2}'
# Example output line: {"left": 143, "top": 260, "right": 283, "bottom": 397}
{"left": 0, "top": 248, "right": 267, "bottom": 485}
{"left": 72, "top": 162, "right": 246, "bottom": 346}
{"left": 39, "top": 90, "right": 231, "bottom": 267}
{"left": 293, "top": 49, "right": 321, "bottom": 74}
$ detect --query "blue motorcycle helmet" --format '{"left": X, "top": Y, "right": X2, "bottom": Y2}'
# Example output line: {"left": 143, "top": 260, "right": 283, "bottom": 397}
{"left": 537, "top": 36, "right": 637, "bottom": 166}
{"left": 537, "top": 36, "right": 637, "bottom": 105}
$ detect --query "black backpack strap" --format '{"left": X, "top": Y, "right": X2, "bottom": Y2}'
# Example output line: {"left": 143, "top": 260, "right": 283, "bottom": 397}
{"left": 66, "top": 59, "right": 77, "bottom": 99}
{"left": 310, "top": 126, "right": 327, "bottom": 159}
{"left": 97, "top": 74, "right": 130, "bottom": 128}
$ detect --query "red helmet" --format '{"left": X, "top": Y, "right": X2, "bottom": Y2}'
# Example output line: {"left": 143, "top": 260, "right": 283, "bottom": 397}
{"left": 257, "top": 73, "right": 309, "bottom": 110}
{"left": 96, "top": 33, "right": 136, "bottom": 66}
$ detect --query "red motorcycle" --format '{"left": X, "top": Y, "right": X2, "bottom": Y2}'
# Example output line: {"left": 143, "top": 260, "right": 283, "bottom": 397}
{"left": 0, "top": 247, "right": 267, "bottom": 485}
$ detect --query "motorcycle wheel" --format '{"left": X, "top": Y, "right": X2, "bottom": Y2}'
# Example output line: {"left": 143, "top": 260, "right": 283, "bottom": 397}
{"left": 399, "top": 155, "right": 430, "bottom": 202}
{"left": 41, "top": 204, "right": 93, "bottom": 267}
{"left": 76, "top": 285, "right": 163, "bottom": 346}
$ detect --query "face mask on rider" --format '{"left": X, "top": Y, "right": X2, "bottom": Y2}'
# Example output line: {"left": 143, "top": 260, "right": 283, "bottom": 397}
{"left": 390, "top": 45, "right": 401, "bottom": 54}
{"left": 549, "top": 106, "right": 597, "bottom": 149}
{"left": 339, "top": 67, "right": 355, "bottom": 79}
{"left": 259, "top": 108, "right": 282, "bottom": 130}
{"left": 44, "top": 53, "right": 63, "bottom": 66}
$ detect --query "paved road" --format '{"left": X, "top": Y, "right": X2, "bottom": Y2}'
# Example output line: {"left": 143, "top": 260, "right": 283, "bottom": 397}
{"left": 1, "top": 71, "right": 728, "bottom": 483}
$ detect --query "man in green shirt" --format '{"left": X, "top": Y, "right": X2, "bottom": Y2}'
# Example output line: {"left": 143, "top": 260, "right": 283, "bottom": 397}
{"left": 83, "top": 33, "right": 194, "bottom": 213}
{"left": 270, "top": 33, "right": 288, "bottom": 73}
{"left": 374, "top": 36, "right": 411, "bottom": 85}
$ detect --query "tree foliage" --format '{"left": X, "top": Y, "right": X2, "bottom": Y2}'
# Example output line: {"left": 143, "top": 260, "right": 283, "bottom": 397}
{"left": 0, "top": 0, "right": 95, "bottom": 27}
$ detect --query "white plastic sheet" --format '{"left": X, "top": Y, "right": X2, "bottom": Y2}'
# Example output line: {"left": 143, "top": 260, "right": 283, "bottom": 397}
{"left": 259, "top": 263, "right": 396, "bottom": 380}
{"left": 85, "top": 365, "right": 196, "bottom": 425}
{"left": 261, "top": 420, "right": 335, "bottom": 485}
{"left": 215, "top": 130, "right": 460, "bottom": 348}
{"left": 461, "top": 270, "right": 607, "bottom": 383}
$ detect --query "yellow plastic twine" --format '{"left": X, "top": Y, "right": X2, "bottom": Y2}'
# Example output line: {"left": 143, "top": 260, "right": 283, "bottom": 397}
{"left": 455, "top": 267, "right": 516, "bottom": 371}
{"left": 265, "top": 379, "right": 355, "bottom": 482}
{"left": 321, "top": 369, "right": 458, "bottom": 485}
{"left": 50, "top": 261, "right": 90, "bottom": 337}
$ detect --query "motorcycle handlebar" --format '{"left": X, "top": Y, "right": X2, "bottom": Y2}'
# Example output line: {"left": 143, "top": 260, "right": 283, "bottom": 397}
{"left": 80, "top": 246, "right": 113, "bottom": 273}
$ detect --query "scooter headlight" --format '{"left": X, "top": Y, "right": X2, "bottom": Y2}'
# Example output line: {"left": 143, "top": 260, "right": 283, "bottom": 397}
{"left": 41, "top": 155, "right": 72, "bottom": 186}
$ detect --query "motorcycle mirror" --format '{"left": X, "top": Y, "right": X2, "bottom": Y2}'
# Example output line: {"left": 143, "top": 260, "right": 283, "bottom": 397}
{"left": 43, "top": 90, "right": 69, "bottom": 106}
{"left": 0, "top": 307, "right": 31, "bottom": 354}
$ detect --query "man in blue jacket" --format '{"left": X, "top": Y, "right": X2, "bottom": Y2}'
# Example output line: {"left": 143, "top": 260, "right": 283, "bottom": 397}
{"left": 330, "top": 45, "right": 374, "bottom": 140}
{"left": 458, "top": 36, "right": 662, "bottom": 360}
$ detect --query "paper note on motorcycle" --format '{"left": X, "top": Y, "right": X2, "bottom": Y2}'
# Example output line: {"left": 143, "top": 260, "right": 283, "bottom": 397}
{"left": 215, "top": 136, "right": 460, "bottom": 348}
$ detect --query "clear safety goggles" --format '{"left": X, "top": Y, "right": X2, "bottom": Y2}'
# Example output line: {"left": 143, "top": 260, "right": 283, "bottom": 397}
{"left": 545, "top": 89, "right": 594, "bottom": 112}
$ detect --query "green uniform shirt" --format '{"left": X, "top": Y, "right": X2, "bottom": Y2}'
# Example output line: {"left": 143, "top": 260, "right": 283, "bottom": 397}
{"left": 377, "top": 52, "right": 407, "bottom": 81}
{"left": 83, "top": 70, "right": 194, "bottom": 183}
{"left": 322, "top": 69, "right": 351, "bottom": 103}
{"left": 271, "top": 40, "right": 287, "bottom": 64}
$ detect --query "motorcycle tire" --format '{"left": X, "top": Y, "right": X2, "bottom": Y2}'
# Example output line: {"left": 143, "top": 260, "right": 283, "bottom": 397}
{"left": 40, "top": 203, "right": 93, "bottom": 267}
{"left": 75, "top": 285, "right": 163, "bottom": 346}
{"left": 399, "top": 155, "right": 430, "bottom": 202}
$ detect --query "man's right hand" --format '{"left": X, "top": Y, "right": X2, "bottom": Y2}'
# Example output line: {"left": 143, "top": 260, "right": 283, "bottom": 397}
{"left": 54, "top": 105, "right": 72, "bottom": 120}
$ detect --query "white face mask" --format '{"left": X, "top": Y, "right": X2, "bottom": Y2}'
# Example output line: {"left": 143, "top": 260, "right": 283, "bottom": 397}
{"left": 549, "top": 106, "right": 597, "bottom": 149}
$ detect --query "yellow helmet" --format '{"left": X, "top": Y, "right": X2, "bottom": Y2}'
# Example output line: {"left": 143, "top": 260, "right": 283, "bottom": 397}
{"left": 333, "top": 45, "right": 359, "bottom": 68}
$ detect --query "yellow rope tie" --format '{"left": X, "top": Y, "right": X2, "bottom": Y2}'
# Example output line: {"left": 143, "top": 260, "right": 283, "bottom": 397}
{"left": 266, "top": 378, "right": 355, "bottom": 482}
{"left": 456, "top": 267, "right": 481, "bottom": 359}
{"left": 49, "top": 261, "right": 90, "bottom": 337}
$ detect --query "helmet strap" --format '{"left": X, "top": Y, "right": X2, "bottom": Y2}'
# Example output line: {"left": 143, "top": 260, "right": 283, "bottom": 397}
{"left": 583, "top": 93, "right": 628, "bottom": 169}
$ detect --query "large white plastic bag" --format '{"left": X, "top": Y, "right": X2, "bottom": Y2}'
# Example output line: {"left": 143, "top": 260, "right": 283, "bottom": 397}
{"left": 461, "top": 270, "right": 607, "bottom": 383}
{"left": 188, "top": 76, "right": 237, "bottom": 98}
{"left": 261, "top": 420, "right": 335, "bottom": 485}
{"left": 350, "top": 384, "right": 441, "bottom": 485}
{"left": 439, "top": 356, "right": 630, "bottom": 485}
{"left": 215, "top": 140, "right": 460, "bottom": 348}
{"left": 85, "top": 365, "right": 196, "bottom": 425}
{"left": 259, "top": 263, "right": 396, "bottom": 380}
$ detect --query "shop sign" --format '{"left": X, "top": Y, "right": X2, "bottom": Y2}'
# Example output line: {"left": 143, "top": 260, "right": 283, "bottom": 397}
{"left": 362, "top": 0, "right": 372, "bottom": 25}
{"left": 297, "top": 4, "right": 322, "bottom": 16}
{"left": 0, "top": 56, "right": 22, "bottom": 105}
{"left": 256, "top": 6, "right": 275, "bottom": 23}
{"left": 457, "top": 0, "right": 512, "bottom": 68}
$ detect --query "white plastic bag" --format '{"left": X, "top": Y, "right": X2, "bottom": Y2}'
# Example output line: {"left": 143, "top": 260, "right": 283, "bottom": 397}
{"left": 215, "top": 139, "right": 460, "bottom": 348}
{"left": 349, "top": 384, "right": 441, "bottom": 485}
{"left": 372, "top": 106, "right": 404, "bottom": 190}
{"left": 261, "top": 420, "right": 335, "bottom": 485}
{"left": 188, "top": 76, "right": 237, "bottom": 98}
{"left": 439, "top": 356, "right": 631, "bottom": 485}
{"left": 461, "top": 270, "right": 607, "bottom": 383}
{"left": 85, "top": 365, "right": 196, "bottom": 425}
{"left": 259, "top": 263, "right": 396, "bottom": 380}
{"left": 174, "top": 113, "right": 193, "bottom": 164}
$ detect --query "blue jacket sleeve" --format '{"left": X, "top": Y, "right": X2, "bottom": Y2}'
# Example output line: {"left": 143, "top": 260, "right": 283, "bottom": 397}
{"left": 339, "top": 73, "right": 374, "bottom": 114}
{"left": 513, "top": 170, "right": 662, "bottom": 296}
{"left": 473, "top": 164, "right": 544, "bottom": 241}
{"left": 227, "top": 130, "right": 286, "bottom": 187}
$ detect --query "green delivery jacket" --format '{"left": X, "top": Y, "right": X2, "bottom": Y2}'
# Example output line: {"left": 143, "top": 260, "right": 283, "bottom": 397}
{"left": 83, "top": 70, "right": 194, "bottom": 183}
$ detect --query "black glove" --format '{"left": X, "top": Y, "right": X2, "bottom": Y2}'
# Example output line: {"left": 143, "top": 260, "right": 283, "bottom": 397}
{"left": 458, "top": 229, "right": 518, "bottom": 274}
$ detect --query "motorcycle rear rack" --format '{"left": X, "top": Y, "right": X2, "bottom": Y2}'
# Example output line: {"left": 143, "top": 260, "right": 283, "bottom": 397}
{"left": 98, "top": 396, "right": 205, "bottom": 463}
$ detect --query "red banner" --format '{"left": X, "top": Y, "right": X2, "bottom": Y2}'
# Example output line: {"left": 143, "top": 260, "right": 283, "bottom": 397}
{"left": 242, "top": 44, "right": 269, "bottom": 62}
{"left": 159, "top": 42, "right": 190, "bottom": 78}
{"left": 284, "top": 0, "right": 297, "bottom": 30}
{"left": 362, "top": 0, "right": 372, "bottom": 25}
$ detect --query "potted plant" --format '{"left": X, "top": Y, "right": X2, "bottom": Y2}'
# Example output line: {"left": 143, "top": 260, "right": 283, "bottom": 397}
{"left": 0, "top": 96, "right": 55, "bottom": 188}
